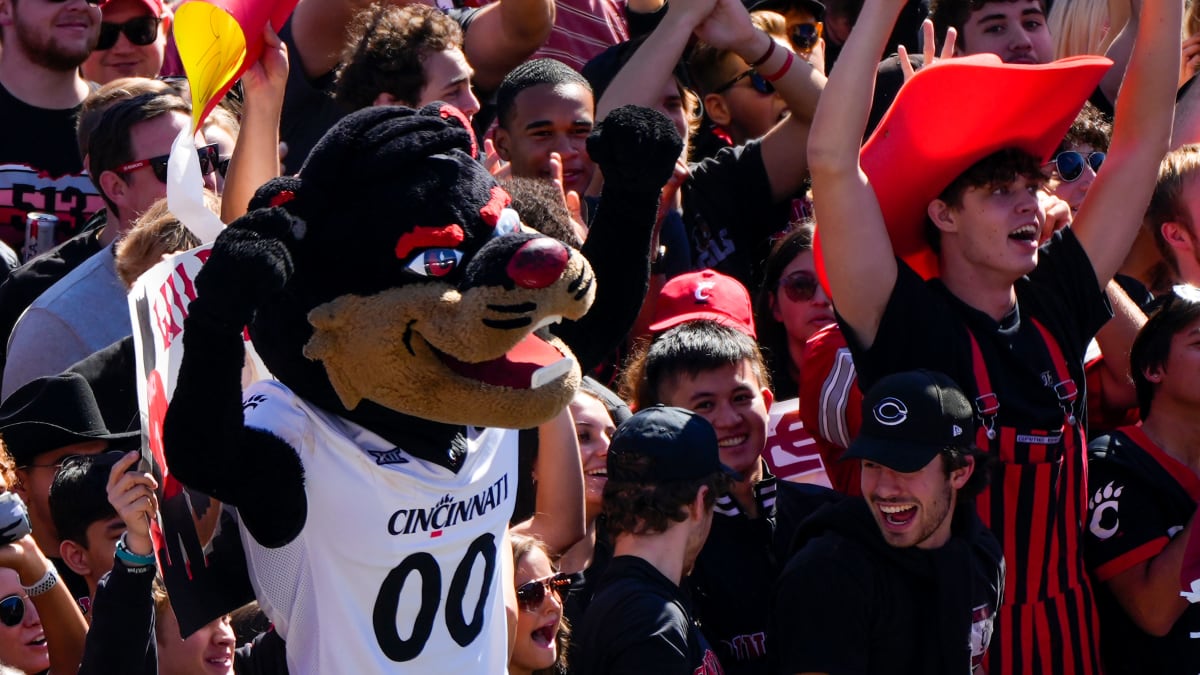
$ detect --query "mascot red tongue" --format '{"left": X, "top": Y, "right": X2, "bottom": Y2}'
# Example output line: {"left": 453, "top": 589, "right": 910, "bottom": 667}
{"left": 161, "top": 98, "right": 685, "bottom": 673}
{"left": 441, "top": 333, "right": 570, "bottom": 390}
{"left": 161, "top": 104, "right": 597, "bottom": 673}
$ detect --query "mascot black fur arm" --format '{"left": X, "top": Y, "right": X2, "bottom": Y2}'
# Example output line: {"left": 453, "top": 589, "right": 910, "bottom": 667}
{"left": 162, "top": 102, "right": 678, "bottom": 674}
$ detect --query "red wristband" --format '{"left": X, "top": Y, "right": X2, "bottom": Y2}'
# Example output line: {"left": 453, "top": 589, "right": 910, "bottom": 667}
{"left": 762, "top": 48, "right": 795, "bottom": 82}
{"left": 749, "top": 36, "right": 776, "bottom": 68}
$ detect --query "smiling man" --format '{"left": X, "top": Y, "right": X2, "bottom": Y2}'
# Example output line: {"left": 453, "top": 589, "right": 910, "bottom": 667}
{"left": 772, "top": 370, "right": 1003, "bottom": 675}
{"left": 80, "top": 0, "right": 169, "bottom": 84}
{"left": 494, "top": 59, "right": 596, "bottom": 203}
{"left": 0, "top": 0, "right": 105, "bottom": 254}
{"left": 624, "top": 319, "right": 838, "bottom": 674}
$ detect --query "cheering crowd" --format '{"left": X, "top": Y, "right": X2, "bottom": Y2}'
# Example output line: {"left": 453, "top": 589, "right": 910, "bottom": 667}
{"left": 2, "top": 0, "right": 1200, "bottom": 670}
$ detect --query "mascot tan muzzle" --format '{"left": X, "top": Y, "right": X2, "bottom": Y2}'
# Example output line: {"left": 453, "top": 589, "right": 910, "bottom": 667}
{"left": 179, "top": 103, "right": 601, "bottom": 432}
{"left": 305, "top": 228, "right": 595, "bottom": 428}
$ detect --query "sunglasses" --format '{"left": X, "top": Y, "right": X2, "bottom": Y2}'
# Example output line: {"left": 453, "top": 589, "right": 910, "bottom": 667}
{"left": 96, "top": 15, "right": 161, "bottom": 51}
{"left": 714, "top": 69, "right": 775, "bottom": 96}
{"left": 515, "top": 573, "right": 572, "bottom": 612}
{"left": 779, "top": 270, "right": 820, "bottom": 303}
{"left": 216, "top": 156, "right": 231, "bottom": 179}
{"left": 790, "top": 22, "right": 823, "bottom": 55}
{"left": 1047, "top": 151, "right": 1105, "bottom": 183}
{"left": 0, "top": 595, "right": 25, "bottom": 628}
{"left": 115, "top": 143, "right": 218, "bottom": 183}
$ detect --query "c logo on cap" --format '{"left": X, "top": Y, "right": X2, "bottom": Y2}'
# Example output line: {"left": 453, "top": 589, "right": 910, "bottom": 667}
{"left": 694, "top": 282, "right": 715, "bottom": 303}
{"left": 873, "top": 397, "right": 908, "bottom": 426}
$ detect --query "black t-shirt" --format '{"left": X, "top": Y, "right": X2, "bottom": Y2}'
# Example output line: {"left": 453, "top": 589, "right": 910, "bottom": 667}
{"left": 1085, "top": 426, "right": 1200, "bottom": 675}
{"left": 0, "top": 213, "right": 105, "bottom": 387}
{"left": 772, "top": 499, "right": 1004, "bottom": 675}
{"left": 0, "top": 82, "right": 104, "bottom": 250}
{"left": 682, "top": 140, "right": 791, "bottom": 290}
{"left": 842, "top": 228, "right": 1111, "bottom": 429}
{"left": 570, "top": 555, "right": 723, "bottom": 675}
{"left": 687, "top": 475, "right": 839, "bottom": 674}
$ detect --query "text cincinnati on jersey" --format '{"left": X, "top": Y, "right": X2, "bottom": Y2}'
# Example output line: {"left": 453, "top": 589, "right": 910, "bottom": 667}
{"left": 386, "top": 474, "right": 511, "bottom": 536}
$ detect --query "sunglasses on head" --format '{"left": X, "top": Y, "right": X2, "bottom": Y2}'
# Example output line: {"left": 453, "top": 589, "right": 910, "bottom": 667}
{"left": 714, "top": 69, "right": 775, "bottom": 96}
{"left": 790, "top": 22, "right": 823, "bottom": 55}
{"left": 96, "top": 15, "right": 160, "bottom": 51}
{"left": 0, "top": 595, "right": 25, "bottom": 628}
{"left": 515, "top": 573, "right": 572, "bottom": 612}
{"left": 1047, "top": 151, "right": 1105, "bottom": 183}
{"left": 779, "top": 270, "right": 820, "bottom": 303}
{"left": 115, "top": 143, "right": 218, "bottom": 183}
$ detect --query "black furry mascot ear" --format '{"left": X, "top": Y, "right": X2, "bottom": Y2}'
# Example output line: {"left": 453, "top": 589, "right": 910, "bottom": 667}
{"left": 161, "top": 102, "right": 681, "bottom": 673}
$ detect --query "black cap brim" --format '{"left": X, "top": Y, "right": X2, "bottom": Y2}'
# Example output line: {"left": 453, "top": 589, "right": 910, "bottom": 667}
{"left": 842, "top": 435, "right": 940, "bottom": 474}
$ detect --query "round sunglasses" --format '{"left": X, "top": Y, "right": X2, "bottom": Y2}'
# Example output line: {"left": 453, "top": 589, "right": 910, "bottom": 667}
{"left": 114, "top": 144, "right": 219, "bottom": 183}
{"left": 790, "top": 22, "right": 822, "bottom": 55}
{"left": 96, "top": 15, "right": 161, "bottom": 51}
{"left": 515, "top": 573, "right": 572, "bottom": 612}
{"left": 0, "top": 594, "right": 26, "bottom": 628}
{"left": 714, "top": 68, "right": 775, "bottom": 96}
{"left": 778, "top": 270, "right": 820, "bottom": 303}
{"left": 1047, "top": 151, "right": 1105, "bottom": 183}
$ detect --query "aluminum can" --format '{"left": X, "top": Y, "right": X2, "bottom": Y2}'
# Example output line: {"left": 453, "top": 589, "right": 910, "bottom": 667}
{"left": 22, "top": 212, "right": 57, "bottom": 263}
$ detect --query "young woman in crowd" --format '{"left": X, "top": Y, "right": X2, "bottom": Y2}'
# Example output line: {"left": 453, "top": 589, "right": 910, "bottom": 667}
{"left": 0, "top": 448, "right": 86, "bottom": 675}
{"left": 509, "top": 532, "right": 570, "bottom": 675}
{"left": 754, "top": 222, "right": 835, "bottom": 401}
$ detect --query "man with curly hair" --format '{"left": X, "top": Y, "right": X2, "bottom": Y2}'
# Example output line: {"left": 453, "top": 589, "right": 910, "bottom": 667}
{"left": 333, "top": 3, "right": 480, "bottom": 119}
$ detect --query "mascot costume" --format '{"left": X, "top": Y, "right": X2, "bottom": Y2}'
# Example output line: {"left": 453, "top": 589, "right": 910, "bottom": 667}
{"left": 161, "top": 101, "right": 681, "bottom": 673}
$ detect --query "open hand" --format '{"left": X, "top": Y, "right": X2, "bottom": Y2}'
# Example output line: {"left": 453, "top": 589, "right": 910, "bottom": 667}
{"left": 897, "top": 19, "right": 957, "bottom": 83}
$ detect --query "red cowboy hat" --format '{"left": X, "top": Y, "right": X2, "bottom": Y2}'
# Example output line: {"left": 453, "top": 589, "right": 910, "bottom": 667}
{"left": 814, "top": 53, "right": 1112, "bottom": 284}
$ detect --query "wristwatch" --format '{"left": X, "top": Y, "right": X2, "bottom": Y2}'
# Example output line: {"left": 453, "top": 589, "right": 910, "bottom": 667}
{"left": 115, "top": 533, "right": 156, "bottom": 567}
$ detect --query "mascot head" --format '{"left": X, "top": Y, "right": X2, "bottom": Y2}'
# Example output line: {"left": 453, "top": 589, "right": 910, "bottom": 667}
{"left": 244, "top": 104, "right": 594, "bottom": 429}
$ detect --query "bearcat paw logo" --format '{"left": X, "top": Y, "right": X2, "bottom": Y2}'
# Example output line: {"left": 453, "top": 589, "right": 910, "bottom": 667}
{"left": 1087, "top": 481, "right": 1123, "bottom": 541}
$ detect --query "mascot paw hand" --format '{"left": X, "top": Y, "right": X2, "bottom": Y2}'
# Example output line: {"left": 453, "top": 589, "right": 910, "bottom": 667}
{"left": 194, "top": 207, "right": 297, "bottom": 328}
{"left": 587, "top": 105, "right": 683, "bottom": 193}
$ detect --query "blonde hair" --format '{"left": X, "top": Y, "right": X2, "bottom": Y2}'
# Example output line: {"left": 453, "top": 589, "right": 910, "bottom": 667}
{"left": 1050, "top": 0, "right": 1129, "bottom": 58}
{"left": 750, "top": 10, "right": 788, "bottom": 40}
{"left": 115, "top": 194, "right": 214, "bottom": 289}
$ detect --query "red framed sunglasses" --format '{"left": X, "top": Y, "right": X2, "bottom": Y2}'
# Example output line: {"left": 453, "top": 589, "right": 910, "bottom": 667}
{"left": 115, "top": 144, "right": 218, "bottom": 183}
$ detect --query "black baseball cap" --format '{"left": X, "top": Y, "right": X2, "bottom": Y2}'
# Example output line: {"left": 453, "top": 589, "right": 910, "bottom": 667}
{"left": 843, "top": 370, "right": 975, "bottom": 473}
{"left": 607, "top": 405, "right": 743, "bottom": 483}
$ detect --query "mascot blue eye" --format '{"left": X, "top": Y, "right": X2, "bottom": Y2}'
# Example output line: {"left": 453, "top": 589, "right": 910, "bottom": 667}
{"left": 406, "top": 249, "right": 463, "bottom": 277}
{"left": 493, "top": 208, "right": 521, "bottom": 237}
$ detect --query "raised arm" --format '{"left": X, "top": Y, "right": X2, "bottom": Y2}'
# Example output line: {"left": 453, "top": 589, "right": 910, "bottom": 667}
{"left": 595, "top": 0, "right": 717, "bottom": 120}
{"left": 510, "top": 407, "right": 585, "bottom": 555}
{"left": 806, "top": 0, "right": 906, "bottom": 349}
{"left": 462, "top": 0, "right": 555, "bottom": 93}
{"left": 221, "top": 25, "right": 288, "bottom": 223}
{"left": 1072, "top": 0, "right": 1179, "bottom": 287}
{"left": 0, "top": 537, "right": 88, "bottom": 675}
{"left": 693, "top": 0, "right": 826, "bottom": 202}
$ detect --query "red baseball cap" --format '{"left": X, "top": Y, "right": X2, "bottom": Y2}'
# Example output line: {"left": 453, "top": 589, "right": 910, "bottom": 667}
{"left": 814, "top": 53, "right": 1112, "bottom": 284}
{"left": 100, "top": 0, "right": 166, "bottom": 18}
{"left": 648, "top": 269, "right": 756, "bottom": 337}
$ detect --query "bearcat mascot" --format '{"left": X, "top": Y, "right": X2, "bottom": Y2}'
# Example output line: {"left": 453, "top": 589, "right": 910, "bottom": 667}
{"left": 162, "top": 102, "right": 681, "bottom": 673}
